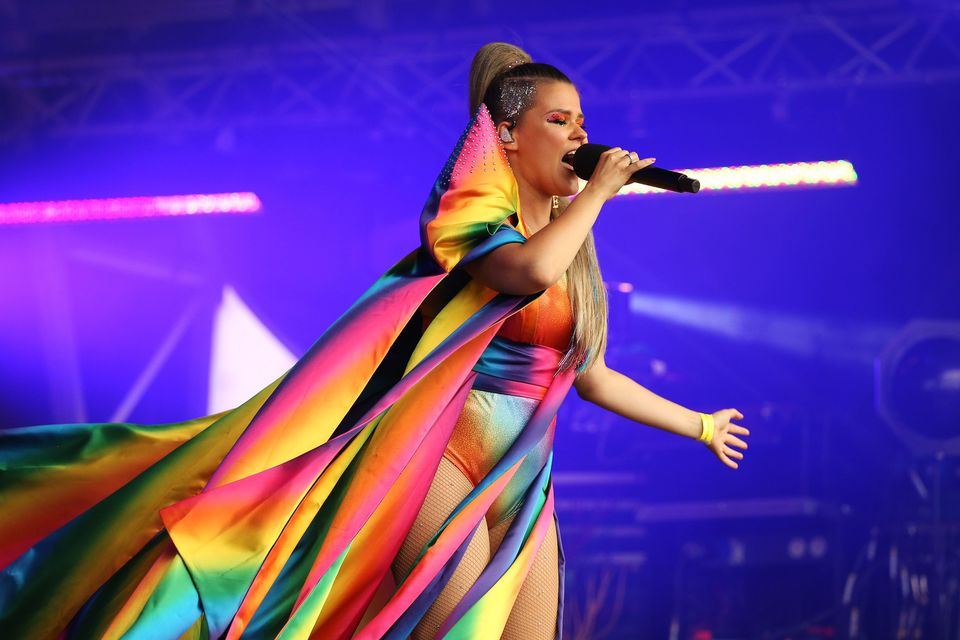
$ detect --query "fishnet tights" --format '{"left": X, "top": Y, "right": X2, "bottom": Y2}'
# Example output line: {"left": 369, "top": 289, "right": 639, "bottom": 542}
{"left": 389, "top": 455, "right": 558, "bottom": 640}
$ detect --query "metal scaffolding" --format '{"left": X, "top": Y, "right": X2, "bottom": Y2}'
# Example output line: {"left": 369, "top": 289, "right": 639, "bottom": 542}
{"left": 0, "top": 0, "right": 957, "bottom": 142}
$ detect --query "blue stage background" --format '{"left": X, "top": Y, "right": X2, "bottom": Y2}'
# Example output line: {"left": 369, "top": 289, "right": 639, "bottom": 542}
{"left": 1, "top": 2, "right": 957, "bottom": 637}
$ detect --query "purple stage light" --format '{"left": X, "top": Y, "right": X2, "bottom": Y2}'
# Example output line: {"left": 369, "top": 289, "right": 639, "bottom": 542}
{"left": 0, "top": 192, "right": 262, "bottom": 225}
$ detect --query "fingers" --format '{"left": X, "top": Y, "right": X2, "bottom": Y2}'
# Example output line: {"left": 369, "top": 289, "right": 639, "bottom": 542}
{"left": 611, "top": 148, "right": 634, "bottom": 166}
{"left": 721, "top": 408, "right": 750, "bottom": 437}
{"left": 726, "top": 434, "right": 748, "bottom": 450}
{"left": 590, "top": 147, "right": 655, "bottom": 200}
{"left": 620, "top": 151, "right": 655, "bottom": 167}
{"left": 720, "top": 408, "right": 744, "bottom": 421}
{"left": 601, "top": 147, "right": 655, "bottom": 168}
{"left": 600, "top": 147, "right": 629, "bottom": 167}
{"left": 715, "top": 408, "right": 748, "bottom": 469}
{"left": 723, "top": 446, "right": 744, "bottom": 460}
{"left": 627, "top": 151, "right": 656, "bottom": 170}
{"left": 719, "top": 451, "right": 739, "bottom": 470}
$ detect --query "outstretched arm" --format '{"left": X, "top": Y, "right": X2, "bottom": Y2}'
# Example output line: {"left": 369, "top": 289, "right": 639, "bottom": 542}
{"left": 573, "top": 352, "right": 750, "bottom": 469}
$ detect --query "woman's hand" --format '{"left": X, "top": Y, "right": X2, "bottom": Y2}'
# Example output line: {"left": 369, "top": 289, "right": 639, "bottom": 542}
{"left": 706, "top": 408, "right": 750, "bottom": 470}
{"left": 581, "top": 147, "right": 656, "bottom": 201}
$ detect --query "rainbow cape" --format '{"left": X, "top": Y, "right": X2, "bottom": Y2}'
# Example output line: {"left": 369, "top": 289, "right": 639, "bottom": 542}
{"left": 0, "top": 103, "right": 575, "bottom": 639}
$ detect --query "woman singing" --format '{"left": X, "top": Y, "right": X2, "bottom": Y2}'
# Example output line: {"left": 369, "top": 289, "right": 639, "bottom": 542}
{"left": 0, "top": 42, "right": 749, "bottom": 639}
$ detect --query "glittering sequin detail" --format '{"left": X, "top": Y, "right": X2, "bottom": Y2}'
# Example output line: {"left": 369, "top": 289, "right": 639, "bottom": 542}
{"left": 443, "top": 104, "right": 512, "bottom": 184}
{"left": 499, "top": 78, "right": 537, "bottom": 125}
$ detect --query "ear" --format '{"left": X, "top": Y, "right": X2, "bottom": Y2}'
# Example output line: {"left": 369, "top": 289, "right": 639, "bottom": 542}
{"left": 497, "top": 121, "right": 517, "bottom": 149}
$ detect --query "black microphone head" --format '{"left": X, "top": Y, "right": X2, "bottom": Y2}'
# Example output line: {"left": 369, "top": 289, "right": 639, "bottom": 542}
{"left": 568, "top": 143, "right": 611, "bottom": 181}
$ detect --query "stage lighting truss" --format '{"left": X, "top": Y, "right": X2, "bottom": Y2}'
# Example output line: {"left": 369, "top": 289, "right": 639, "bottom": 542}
{"left": 0, "top": 2, "right": 957, "bottom": 142}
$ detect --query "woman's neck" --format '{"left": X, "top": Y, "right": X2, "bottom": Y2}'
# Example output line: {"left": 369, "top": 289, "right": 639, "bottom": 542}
{"left": 514, "top": 174, "right": 552, "bottom": 234}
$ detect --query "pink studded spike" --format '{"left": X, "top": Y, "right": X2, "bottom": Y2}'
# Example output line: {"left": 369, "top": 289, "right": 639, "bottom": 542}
{"left": 450, "top": 104, "right": 512, "bottom": 185}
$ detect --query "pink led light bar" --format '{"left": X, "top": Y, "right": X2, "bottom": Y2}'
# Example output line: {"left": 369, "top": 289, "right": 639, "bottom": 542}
{"left": 609, "top": 160, "right": 858, "bottom": 196}
{"left": 0, "top": 192, "right": 262, "bottom": 225}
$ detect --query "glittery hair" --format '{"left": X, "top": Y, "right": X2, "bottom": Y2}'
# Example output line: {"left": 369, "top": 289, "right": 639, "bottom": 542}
{"left": 467, "top": 42, "right": 609, "bottom": 376}
{"left": 469, "top": 50, "right": 573, "bottom": 128}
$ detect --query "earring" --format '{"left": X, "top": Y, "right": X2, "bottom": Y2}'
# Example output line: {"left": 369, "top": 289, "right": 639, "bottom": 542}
{"left": 551, "top": 195, "right": 560, "bottom": 211}
{"left": 499, "top": 128, "right": 514, "bottom": 143}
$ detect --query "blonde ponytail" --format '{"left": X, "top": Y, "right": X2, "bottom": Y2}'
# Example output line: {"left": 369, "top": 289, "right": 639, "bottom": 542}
{"left": 468, "top": 42, "right": 609, "bottom": 375}
{"left": 552, "top": 197, "right": 608, "bottom": 375}
{"left": 468, "top": 42, "right": 532, "bottom": 118}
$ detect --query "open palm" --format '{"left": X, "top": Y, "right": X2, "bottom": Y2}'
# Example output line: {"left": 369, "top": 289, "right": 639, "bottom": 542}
{"left": 707, "top": 408, "right": 750, "bottom": 470}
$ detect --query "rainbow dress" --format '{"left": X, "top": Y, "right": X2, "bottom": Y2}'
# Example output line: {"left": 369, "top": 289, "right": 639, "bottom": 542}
{"left": 0, "top": 103, "right": 579, "bottom": 640}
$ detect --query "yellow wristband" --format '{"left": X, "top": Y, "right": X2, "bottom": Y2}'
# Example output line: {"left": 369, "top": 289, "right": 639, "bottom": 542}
{"left": 698, "top": 412, "right": 715, "bottom": 444}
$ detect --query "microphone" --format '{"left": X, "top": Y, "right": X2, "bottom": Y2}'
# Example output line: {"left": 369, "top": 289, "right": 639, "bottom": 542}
{"left": 566, "top": 143, "right": 700, "bottom": 193}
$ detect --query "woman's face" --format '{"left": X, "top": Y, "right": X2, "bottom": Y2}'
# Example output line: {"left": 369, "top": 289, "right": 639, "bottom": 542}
{"left": 501, "top": 80, "right": 588, "bottom": 198}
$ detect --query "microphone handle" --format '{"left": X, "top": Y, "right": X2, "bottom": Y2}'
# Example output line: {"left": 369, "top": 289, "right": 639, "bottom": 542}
{"left": 629, "top": 165, "right": 701, "bottom": 193}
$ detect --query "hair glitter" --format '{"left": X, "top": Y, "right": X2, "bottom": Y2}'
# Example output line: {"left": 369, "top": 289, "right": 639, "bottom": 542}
{"left": 481, "top": 62, "right": 572, "bottom": 130}
{"left": 498, "top": 78, "right": 537, "bottom": 127}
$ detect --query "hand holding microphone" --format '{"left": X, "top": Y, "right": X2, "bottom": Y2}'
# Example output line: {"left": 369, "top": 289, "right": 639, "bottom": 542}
{"left": 573, "top": 146, "right": 656, "bottom": 201}
{"left": 565, "top": 143, "right": 700, "bottom": 200}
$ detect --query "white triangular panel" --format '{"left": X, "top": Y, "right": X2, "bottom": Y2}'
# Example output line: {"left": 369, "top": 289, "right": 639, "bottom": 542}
{"left": 208, "top": 285, "right": 296, "bottom": 414}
